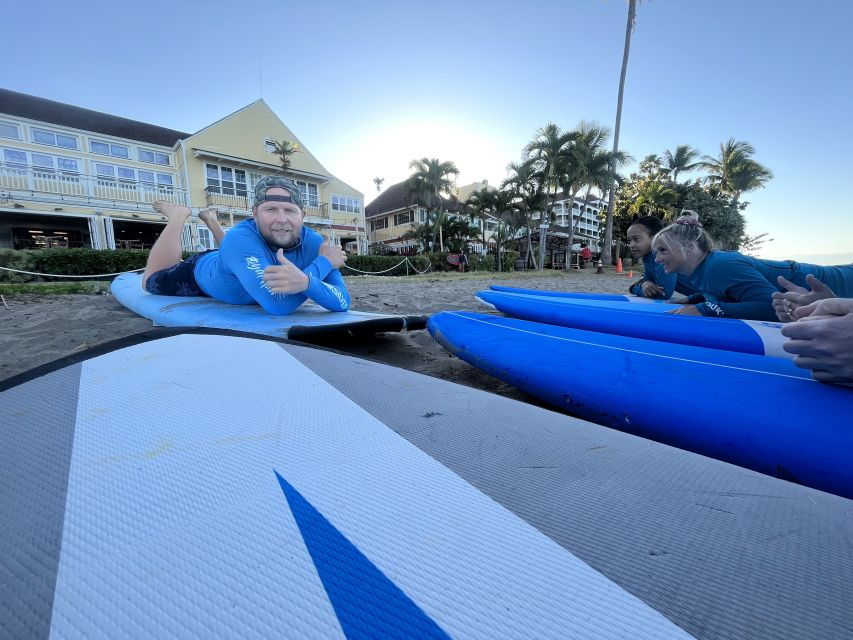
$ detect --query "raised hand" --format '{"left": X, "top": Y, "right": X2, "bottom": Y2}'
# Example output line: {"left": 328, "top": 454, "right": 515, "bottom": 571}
{"left": 263, "top": 249, "right": 309, "bottom": 294}
{"left": 319, "top": 241, "right": 347, "bottom": 269}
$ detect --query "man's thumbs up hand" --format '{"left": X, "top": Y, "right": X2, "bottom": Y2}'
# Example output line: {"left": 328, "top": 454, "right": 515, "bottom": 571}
{"left": 263, "top": 249, "right": 309, "bottom": 294}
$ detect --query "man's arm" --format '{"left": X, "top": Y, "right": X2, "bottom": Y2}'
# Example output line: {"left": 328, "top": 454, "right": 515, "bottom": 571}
{"left": 263, "top": 243, "right": 350, "bottom": 312}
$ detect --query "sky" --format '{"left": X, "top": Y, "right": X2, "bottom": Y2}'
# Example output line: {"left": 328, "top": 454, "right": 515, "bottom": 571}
{"left": 4, "top": 0, "right": 852, "bottom": 263}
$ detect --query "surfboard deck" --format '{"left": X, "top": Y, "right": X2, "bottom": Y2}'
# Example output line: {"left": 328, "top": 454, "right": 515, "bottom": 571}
{"left": 489, "top": 285, "right": 663, "bottom": 303}
{"left": 111, "top": 272, "right": 426, "bottom": 341}
{"left": 428, "top": 311, "right": 853, "bottom": 500}
{"left": 2, "top": 328, "right": 850, "bottom": 639}
{"left": 477, "top": 289, "right": 788, "bottom": 358}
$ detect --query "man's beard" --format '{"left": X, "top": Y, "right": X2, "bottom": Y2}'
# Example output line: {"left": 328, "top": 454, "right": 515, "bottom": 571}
{"left": 262, "top": 227, "right": 302, "bottom": 250}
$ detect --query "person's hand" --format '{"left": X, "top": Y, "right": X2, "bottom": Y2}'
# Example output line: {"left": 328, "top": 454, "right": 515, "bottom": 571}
{"left": 319, "top": 242, "right": 347, "bottom": 269}
{"left": 667, "top": 305, "right": 703, "bottom": 316}
{"left": 781, "top": 298, "right": 853, "bottom": 385}
{"left": 640, "top": 281, "right": 664, "bottom": 297}
{"left": 263, "top": 249, "right": 309, "bottom": 294}
{"left": 772, "top": 274, "right": 836, "bottom": 322}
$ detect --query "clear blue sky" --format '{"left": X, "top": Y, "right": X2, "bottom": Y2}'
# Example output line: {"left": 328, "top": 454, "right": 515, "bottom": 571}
{"left": 5, "top": 0, "right": 852, "bottom": 262}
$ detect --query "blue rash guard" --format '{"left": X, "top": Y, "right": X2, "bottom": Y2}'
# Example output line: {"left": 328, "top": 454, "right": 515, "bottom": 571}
{"left": 684, "top": 251, "right": 853, "bottom": 320}
{"left": 629, "top": 251, "right": 701, "bottom": 300}
{"left": 192, "top": 220, "right": 350, "bottom": 316}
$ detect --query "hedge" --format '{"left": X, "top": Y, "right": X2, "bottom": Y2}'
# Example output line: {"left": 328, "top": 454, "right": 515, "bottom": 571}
{"left": 419, "top": 251, "right": 520, "bottom": 273}
{"left": 0, "top": 249, "right": 191, "bottom": 283}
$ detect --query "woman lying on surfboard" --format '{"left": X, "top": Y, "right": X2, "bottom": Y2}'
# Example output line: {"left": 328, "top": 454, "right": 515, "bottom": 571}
{"left": 653, "top": 211, "right": 853, "bottom": 320}
{"left": 626, "top": 216, "right": 700, "bottom": 301}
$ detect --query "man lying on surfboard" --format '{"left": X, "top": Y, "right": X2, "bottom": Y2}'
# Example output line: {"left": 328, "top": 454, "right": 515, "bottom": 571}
{"left": 142, "top": 176, "right": 350, "bottom": 315}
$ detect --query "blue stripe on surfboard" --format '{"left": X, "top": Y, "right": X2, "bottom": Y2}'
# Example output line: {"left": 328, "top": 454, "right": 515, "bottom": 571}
{"left": 275, "top": 470, "right": 451, "bottom": 640}
{"left": 477, "top": 289, "right": 770, "bottom": 357}
{"left": 427, "top": 311, "right": 853, "bottom": 499}
{"left": 481, "top": 290, "right": 674, "bottom": 314}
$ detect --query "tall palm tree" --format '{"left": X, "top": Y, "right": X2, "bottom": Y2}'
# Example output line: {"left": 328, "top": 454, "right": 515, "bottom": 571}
{"left": 502, "top": 160, "right": 542, "bottom": 269}
{"left": 639, "top": 153, "right": 663, "bottom": 176}
{"left": 602, "top": 0, "right": 638, "bottom": 266}
{"left": 663, "top": 145, "right": 701, "bottom": 182}
{"left": 406, "top": 158, "right": 459, "bottom": 251}
{"left": 464, "top": 188, "right": 493, "bottom": 250}
{"left": 524, "top": 123, "right": 577, "bottom": 229}
{"left": 698, "top": 138, "right": 773, "bottom": 206}
{"left": 373, "top": 176, "right": 384, "bottom": 194}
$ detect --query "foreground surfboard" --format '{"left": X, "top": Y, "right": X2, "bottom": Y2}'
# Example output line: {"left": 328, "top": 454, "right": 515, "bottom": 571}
{"left": 2, "top": 329, "right": 850, "bottom": 638}
{"left": 428, "top": 311, "right": 853, "bottom": 500}
{"left": 477, "top": 289, "right": 788, "bottom": 358}
{"left": 112, "top": 272, "right": 426, "bottom": 341}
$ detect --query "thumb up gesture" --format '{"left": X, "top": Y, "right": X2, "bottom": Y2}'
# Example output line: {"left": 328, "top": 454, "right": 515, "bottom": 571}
{"left": 319, "top": 240, "right": 348, "bottom": 269}
{"left": 263, "top": 249, "right": 309, "bottom": 294}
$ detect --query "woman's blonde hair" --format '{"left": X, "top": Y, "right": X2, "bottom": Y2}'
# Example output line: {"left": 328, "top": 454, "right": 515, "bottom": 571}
{"left": 653, "top": 210, "right": 714, "bottom": 256}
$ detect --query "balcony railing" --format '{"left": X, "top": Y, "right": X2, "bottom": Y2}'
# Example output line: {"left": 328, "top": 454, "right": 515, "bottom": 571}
{"left": 0, "top": 162, "right": 188, "bottom": 208}
{"left": 205, "top": 186, "right": 332, "bottom": 224}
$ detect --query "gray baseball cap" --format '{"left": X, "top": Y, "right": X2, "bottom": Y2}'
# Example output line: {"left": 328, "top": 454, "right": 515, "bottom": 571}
{"left": 253, "top": 175, "right": 304, "bottom": 210}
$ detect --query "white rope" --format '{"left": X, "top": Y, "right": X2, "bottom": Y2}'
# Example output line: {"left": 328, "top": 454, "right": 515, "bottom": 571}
{"left": 341, "top": 259, "right": 410, "bottom": 275}
{"left": 405, "top": 257, "right": 432, "bottom": 274}
{"left": 0, "top": 265, "right": 144, "bottom": 278}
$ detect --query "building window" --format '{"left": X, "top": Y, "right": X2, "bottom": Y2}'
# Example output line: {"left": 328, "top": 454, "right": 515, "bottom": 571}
{"left": 96, "top": 162, "right": 173, "bottom": 188}
{"left": 264, "top": 138, "right": 277, "bottom": 153}
{"left": 394, "top": 211, "right": 413, "bottom": 226}
{"left": 139, "top": 148, "right": 170, "bottom": 165}
{"left": 0, "top": 121, "right": 20, "bottom": 140}
{"left": 295, "top": 180, "right": 320, "bottom": 208}
{"left": 332, "top": 195, "right": 361, "bottom": 213}
{"left": 2, "top": 148, "right": 27, "bottom": 165}
{"left": 31, "top": 128, "right": 78, "bottom": 150}
{"left": 418, "top": 208, "right": 427, "bottom": 223}
{"left": 370, "top": 218, "right": 388, "bottom": 232}
{"left": 197, "top": 225, "right": 214, "bottom": 250}
{"left": 90, "top": 139, "right": 130, "bottom": 159}
{"left": 205, "top": 164, "right": 247, "bottom": 196}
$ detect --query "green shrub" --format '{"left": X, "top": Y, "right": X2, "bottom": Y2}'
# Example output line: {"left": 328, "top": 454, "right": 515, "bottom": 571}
{"left": 0, "top": 249, "right": 191, "bottom": 282}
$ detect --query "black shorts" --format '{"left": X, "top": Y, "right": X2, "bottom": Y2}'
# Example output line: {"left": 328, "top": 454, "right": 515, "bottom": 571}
{"left": 144, "top": 250, "right": 216, "bottom": 297}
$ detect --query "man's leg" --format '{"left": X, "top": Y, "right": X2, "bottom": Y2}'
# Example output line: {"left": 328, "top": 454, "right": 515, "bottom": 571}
{"left": 143, "top": 201, "right": 191, "bottom": 288}
{"left": 198, "top": 207, "right": 225, "bottom": 247}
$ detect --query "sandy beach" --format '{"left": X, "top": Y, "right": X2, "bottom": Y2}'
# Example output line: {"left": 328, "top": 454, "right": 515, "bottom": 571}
{"left": 0, "top": 268, "right": 636, "bottom": 404}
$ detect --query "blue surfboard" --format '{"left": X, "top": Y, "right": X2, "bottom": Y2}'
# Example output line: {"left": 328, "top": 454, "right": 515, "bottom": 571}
{"left": 112, "top": 272, "right": 426, "bottom": 341}
{"left": 428, "top": 311, "right": 853, "bottom": 500}
{"left": 489, "top": 285, "right": 663, "bottom": 303}
{"left": 477, "top": 289, "right": 788, "bottom": 358}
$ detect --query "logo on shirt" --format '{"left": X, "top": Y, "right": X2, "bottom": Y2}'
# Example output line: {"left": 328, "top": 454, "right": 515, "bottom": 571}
{"left": 704, "top": 302, "right": 724, "bottom": 317}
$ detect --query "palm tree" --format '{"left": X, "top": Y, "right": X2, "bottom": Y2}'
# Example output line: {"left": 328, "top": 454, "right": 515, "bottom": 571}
{"left": 602, "top": 0, "right": 638, "bottom": 266}
{"left": 639, "top": 153, "right": 663, "bottom": 176}
{"left": 630, "top": 180, "right": 679, "bottom": 217}
{"left": 373, "top": 176, "right": 384, "bottom": 194}
{"left": 663, "top": 145, "right": 701, "bottom": 182}
{"left": 271, "top": 140, "right": 300, "bottom": 174}
{"left": 502, "top": 160, "right": 542, "bottom": 269}
{"left": 698, "top": 138, "right": 773, "bottom": 206}
{"left": 464, "top": 188, "right": 493, "bottom": 250}
{"left": 406, "top": 158, "right": 459, "bottom": 252}
{"left": 524, "top": 123, "right": 577, "bottom": 230}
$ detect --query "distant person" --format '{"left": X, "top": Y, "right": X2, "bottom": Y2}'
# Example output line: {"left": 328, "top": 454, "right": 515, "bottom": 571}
{"left": 142, "top": 176, "right": 350, "bottom": 315}
{"left": 781, "top": 297, "right": 853, "bottom": 386}
{"left": 652, "top": 211, "right": 853, "bottom": 320}
{"left": 459, "top": 250, "right": 468, "bottom": 272}
{"left": 625, "top": 215, "right": 701, "bottom": 301}
{"left": 579, "top": 244, "right": 592, "bottom": 269}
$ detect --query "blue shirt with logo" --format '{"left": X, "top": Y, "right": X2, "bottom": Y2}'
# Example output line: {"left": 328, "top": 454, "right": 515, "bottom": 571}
{"left": 193, "top": 220, "right": 350, "bottom": 315}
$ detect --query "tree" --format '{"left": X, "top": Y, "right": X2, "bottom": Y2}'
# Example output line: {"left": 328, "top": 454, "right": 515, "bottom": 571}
{"left": 405, "top": 158, "right": 459, "bottom": 251}
{"left": 464, "top": 188, "right": 493, "bottom": 249}
{"left": 602, "top": 0, "right": 638, "bottom": 266}
{"left": 639, "top": 153, "right": 663, "bottom": 176}
{"left": 698, "top": 138, "right": 773, "bottom": 206}
{"left": 524, "top": 123, "right": 577, "bottom": 235}
{"left": 373, "top": 177, "right": 384, "bottom": 194}
{"left": 502, "top": 160, "right": 544, "bottom": 269}
{"left": 663, "top": 145, "right": 701, "bottom": 182}
{"left": 271, "top": 140, "right": 300, "bottom": 174}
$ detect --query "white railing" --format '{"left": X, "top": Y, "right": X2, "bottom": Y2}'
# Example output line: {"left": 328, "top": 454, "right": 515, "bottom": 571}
{"left": 0, "top": 162, "right": 188, "bottom": 207}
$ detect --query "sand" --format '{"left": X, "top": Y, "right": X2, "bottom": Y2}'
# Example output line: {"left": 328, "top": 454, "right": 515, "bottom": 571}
{"left": 0, "top": 269, "right": 636, "bottom": 404}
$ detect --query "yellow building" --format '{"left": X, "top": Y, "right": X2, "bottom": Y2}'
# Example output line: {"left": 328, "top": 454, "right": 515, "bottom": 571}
{"left": 0, "top": 89, "right": 365, "bottom": 253}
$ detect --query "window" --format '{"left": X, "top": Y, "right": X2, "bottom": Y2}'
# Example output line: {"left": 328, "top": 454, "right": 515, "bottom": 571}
{"left": 31, "top": 128, "right": 78, "bottom": 150}
{"left": 0, "top": 121, "right": 20, "bottom": 140}
{"left": 418, "top": 208, "right": 427, "bottom": 223}
{"left": 332, "top": 195, "right": 361, "bottom": 213}
{"left": 294, "top": 180, "right": 319, "bottom": 208}
{"left": 197, "top": 225, "right": 214, "bottom": 250}
{"left": 138, "top": 170, "right": 174, "bottom": 186}
{"left": 138, "top": 148, "right": 170, "bottom": 165}
{"left": 370, "top": 218, "right": 388, "bottom": 232}
{"left": 394, "top": 211, "right": 413, "bottom": 226}
{"left": 96, "top": 162, "right": 172, "bottom": 188}
{"left": 205, "top": 164, "right": 246, "bottom": 196}
{"left": 90, "top": 139, "right": 130, "bottom": 159}
{"left": 264, "top": 138, "right": 277, "bottom": 153}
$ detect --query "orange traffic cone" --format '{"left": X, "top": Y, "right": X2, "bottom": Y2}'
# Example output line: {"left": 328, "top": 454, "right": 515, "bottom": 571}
{"left": 627, "top": 270, "right": 633, "bottom": 278}
{"left": 616, "top": 257, "right": 623, "bottom": 273}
